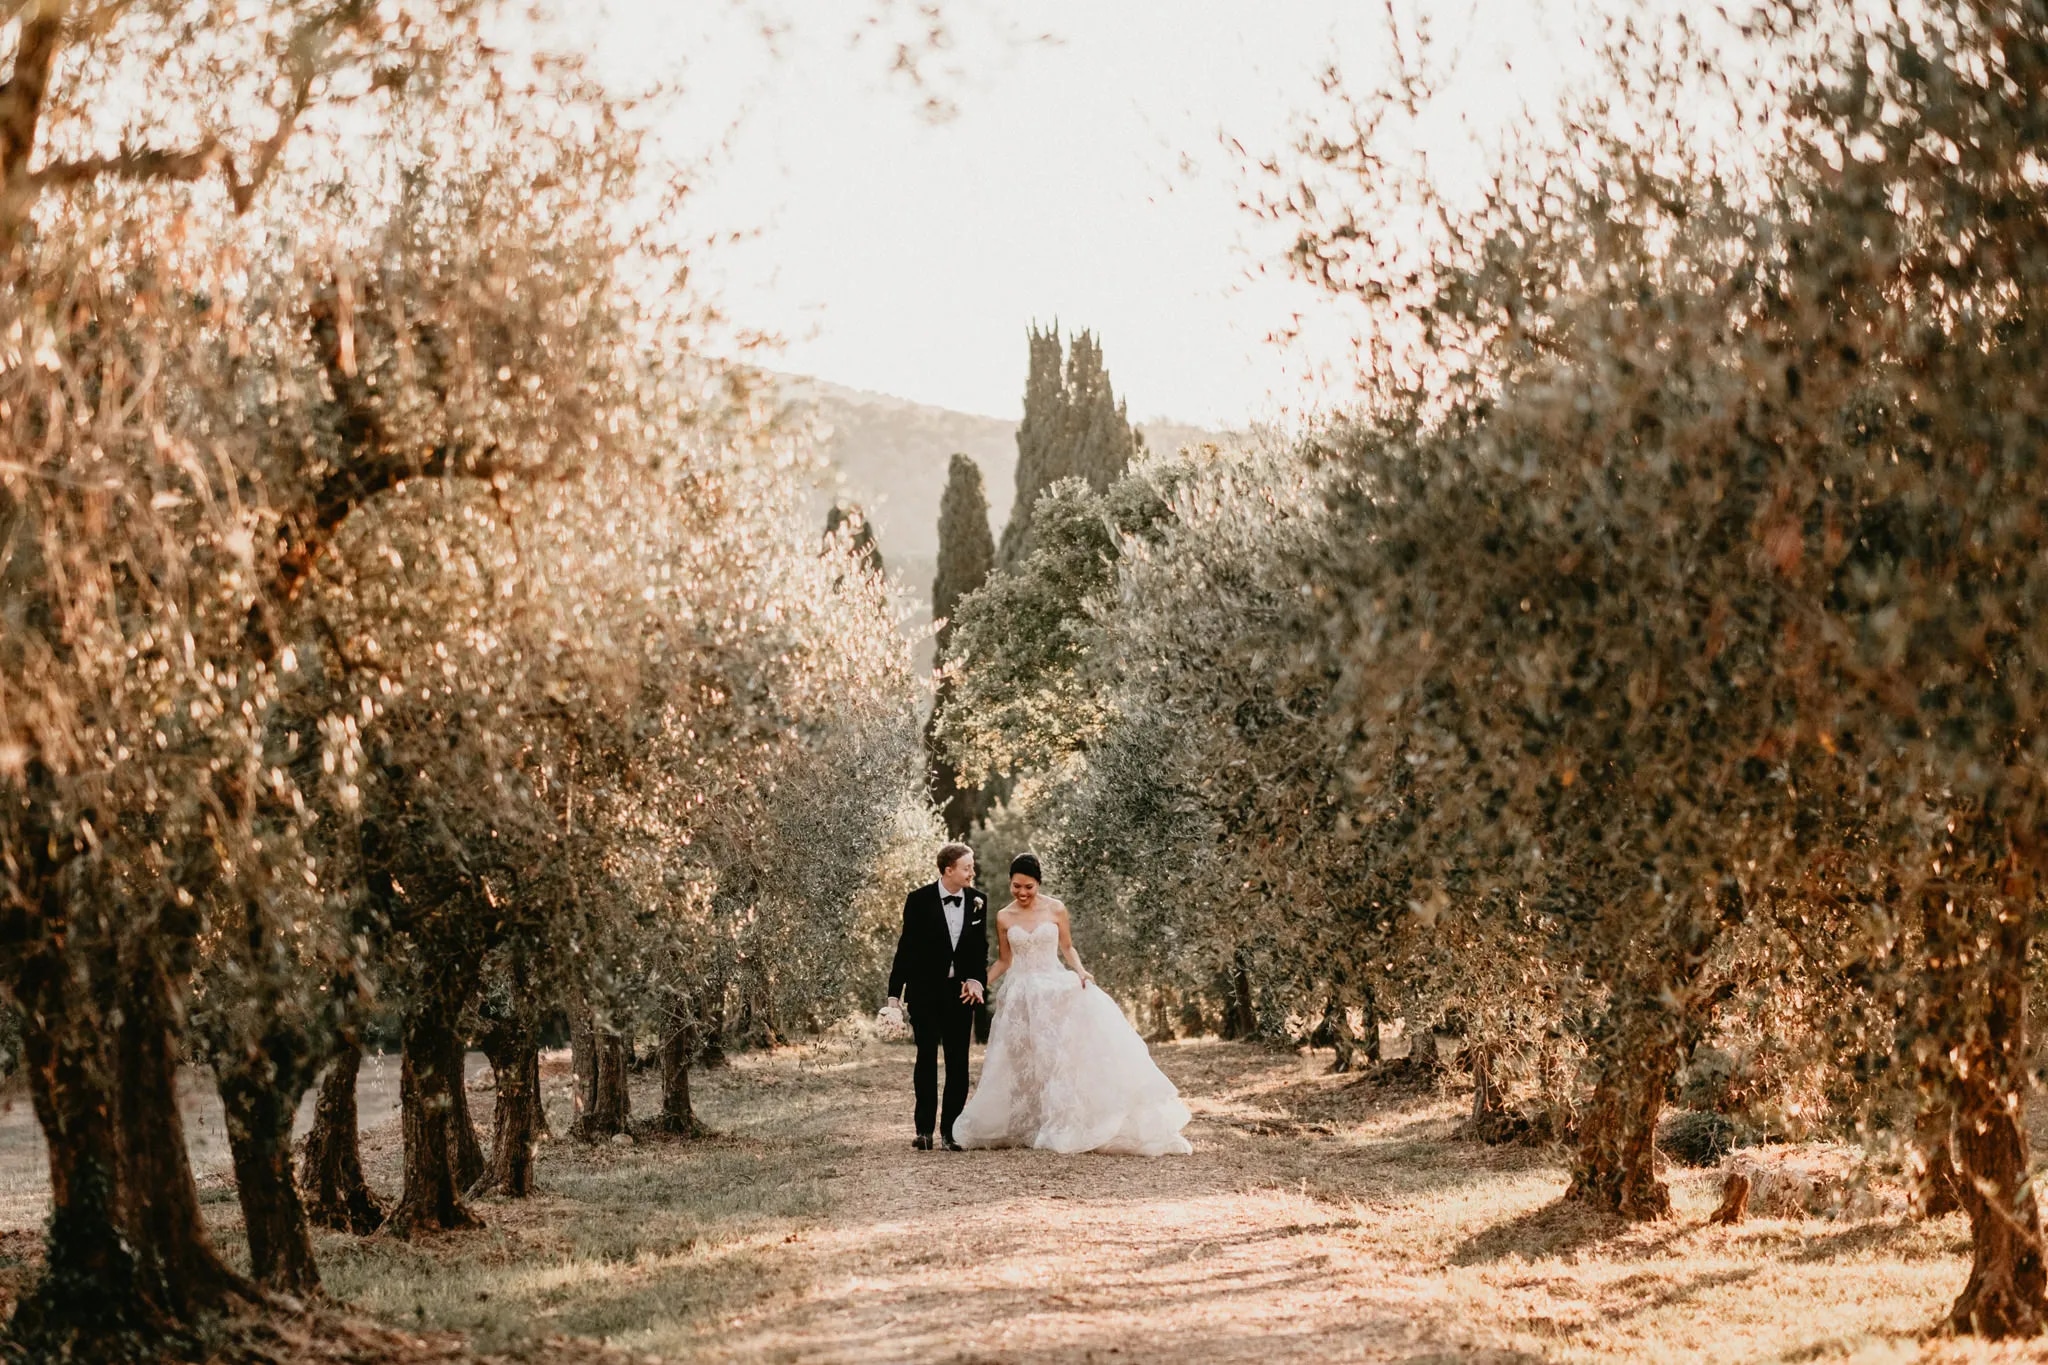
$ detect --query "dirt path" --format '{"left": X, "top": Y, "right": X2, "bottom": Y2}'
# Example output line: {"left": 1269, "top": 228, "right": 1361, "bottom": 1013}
{"left": 310, "top": 1031, "right": 1968, "bottom": 1364}
{"left": 0, "top": 1031, "right": 1982, "bottom": 1363}
{"left": 670, "top": 1036, "right": 1492, "bottom": 1363}
{"left": 296, "top": 1034, "right": 1544, "bottom": 1363}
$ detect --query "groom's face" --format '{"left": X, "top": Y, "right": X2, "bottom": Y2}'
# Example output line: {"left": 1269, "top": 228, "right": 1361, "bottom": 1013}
{"left": 941, "top": 854, "right": 975, "bottom": 893}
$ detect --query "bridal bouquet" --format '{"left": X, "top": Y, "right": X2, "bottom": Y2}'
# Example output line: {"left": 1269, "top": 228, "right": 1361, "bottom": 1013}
{"left": 875, "top": 997, "right": 909, "bottom": 1041}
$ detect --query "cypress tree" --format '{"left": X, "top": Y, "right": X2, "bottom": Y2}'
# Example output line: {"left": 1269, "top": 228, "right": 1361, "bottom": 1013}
{"left": 933, "top": 456, "right": 996, "bottom": 657}
{"left": 999, "top": 324, "right": 1136, "bottom": 566}
{"left": 1061, "top": 329, "right": 1138, "bottom": 493}
{"left": 928, "top": 454, "right": 996, "bottom": 837}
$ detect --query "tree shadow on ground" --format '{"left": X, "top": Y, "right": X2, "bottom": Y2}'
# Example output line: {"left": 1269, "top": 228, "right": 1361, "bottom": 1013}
{"left": 1133, "top": 1216, "right": 1367, "bottom": 1270}
{"left": 1449, "top": 1196, "right": 1635, "bottom": 1266}
{"left": 1788, "top": 1215, "right": 1961, "bottom": 1264}
{"left": 1598, "top": 1266, "right": 1758, "bottom": 1323}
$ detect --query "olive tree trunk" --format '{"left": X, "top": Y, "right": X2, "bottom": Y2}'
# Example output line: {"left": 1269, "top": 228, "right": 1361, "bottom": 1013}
{"left": 447, "top": 1032, "right": 485, "bottom": 1192}
{"left": 215, "top": 925, "right": 327, "bottom": 1295}
{"left": 655, "top": 1016, "right": 700, "bottom": 1137}
{"left": 1928, "top": 887, "right": 2046, "bottom": 1337}
{"left": 1316, "top": 997, "right": 1356, "bottom": 1073}
{"left": 387, "top": 1003, "right": 483, "bottom": 1238}
{"left": 1566, "top": 999, "right": 1682, "bottom": 1220}
{"left": 1909, "top": 1101, "right": 1963, "bottom": 1219}
{"left": 1566, "top": 894, "right": 1729, "bottom": 1222}
{"left": 7, "top": 902, "right": 253, "bottom": 1353}
{"left": 572, "top": 1021, "right": 631, "bottom": 1140}
{"left": 298, "top": 1042, "right": 386, "bottom": 1233}
{"left": 1359, "top": 984, "right": 1383, "bottom": 1064}
{"left": 1224, "top": 957, "right": 1258, "bottom": 1039}
{"left": 475, "top": 1017, "right": 543, "bottom": 1197}
{"left": 114, "top": 955, "right": 256, "bottom": 1315}
{"left": 570, "top": 1008, "right": 595, "bottom": 1127}
{"left": 10, "top": 947, "right": 158, "bottom": 1351}
{"left": 1469, "top": 1044, "right": 1508, "bottom": 1128}
{"left": 218, "top": 1060, "right": 320, "bottom": 1296}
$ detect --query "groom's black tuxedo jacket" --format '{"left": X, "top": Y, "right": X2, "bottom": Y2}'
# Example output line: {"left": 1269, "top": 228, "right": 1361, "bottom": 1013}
{"left": 887, "top": 881, "right": 988, "bottom": 1009}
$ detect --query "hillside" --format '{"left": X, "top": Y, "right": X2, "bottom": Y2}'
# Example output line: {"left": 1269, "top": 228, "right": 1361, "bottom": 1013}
{"left": 777, "top": 374, "right": 1236, "bottom": 622}
{"left": 780, "top": 375, "right": 1019, "bottom": 607}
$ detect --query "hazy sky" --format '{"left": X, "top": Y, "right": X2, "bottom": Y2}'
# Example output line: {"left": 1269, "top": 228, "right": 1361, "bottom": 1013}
{"left": 585, "top": 2, "right": 1606, "bottom": 427}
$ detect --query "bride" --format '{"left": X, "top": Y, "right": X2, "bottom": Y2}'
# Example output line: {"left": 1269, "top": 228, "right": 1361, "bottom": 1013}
{"left": 952, "top": 854, "right": 1192, "bottom": 1156}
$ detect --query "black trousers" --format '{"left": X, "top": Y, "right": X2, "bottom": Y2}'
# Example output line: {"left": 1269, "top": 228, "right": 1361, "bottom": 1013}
{"left": 909, "top": 988, "right": 973, "bottom": 1139}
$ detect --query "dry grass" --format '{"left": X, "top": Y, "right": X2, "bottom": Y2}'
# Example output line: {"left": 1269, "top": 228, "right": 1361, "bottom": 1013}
{"left": 1, "top": 1035, "right": 2044, "bottom": 1362}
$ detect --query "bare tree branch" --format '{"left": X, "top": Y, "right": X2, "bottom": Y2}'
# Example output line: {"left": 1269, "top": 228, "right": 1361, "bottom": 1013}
{"left": 249, "top": 276, "right": 508, "bottom": 657}
{"left": 2, "top": 1, "right": 366, "bottom": 232}
{"left": 0, "top": 8, "right": 65, "bottom": 192}
{"left": 223, "top": 16, "right": 329, "bottom": 215}
{"left": 28, "top": 140, "right": 223, "bottom": 190}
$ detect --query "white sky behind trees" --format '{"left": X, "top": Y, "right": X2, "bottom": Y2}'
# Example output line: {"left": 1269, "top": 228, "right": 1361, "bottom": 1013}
{"left": 581, "top": 1, "right": 1615, "bottom": 427}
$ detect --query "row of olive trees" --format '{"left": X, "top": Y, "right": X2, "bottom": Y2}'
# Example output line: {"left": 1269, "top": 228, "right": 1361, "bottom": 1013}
{"left": 938, "top": 0, "right": 2048, "bottom": 1338}
{"left": 0, "top": 5, "right": 930, "bottom": 1360}
{"left": 1288, "top": 0, "right": 2048, "bottom": 1334}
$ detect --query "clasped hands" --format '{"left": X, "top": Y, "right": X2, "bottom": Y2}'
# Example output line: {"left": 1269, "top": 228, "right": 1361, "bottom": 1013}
{"left": 883, "top": 979, "right": 984, "bottom": 1012}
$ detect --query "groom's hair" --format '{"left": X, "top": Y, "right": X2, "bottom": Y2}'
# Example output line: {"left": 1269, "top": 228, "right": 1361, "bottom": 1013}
{"left": 936, "top": 842, "right": 973, "bottom": 874}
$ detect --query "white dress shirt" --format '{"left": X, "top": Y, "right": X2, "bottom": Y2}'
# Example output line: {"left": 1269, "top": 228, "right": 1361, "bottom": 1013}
{"left": 940, "top": 884, "right": 966, "bottom": 976}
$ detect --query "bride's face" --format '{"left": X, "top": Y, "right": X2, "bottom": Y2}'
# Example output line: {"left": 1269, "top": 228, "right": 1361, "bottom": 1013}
{"left": 1011, "top": 874, "right": 1038, "bottom": 907}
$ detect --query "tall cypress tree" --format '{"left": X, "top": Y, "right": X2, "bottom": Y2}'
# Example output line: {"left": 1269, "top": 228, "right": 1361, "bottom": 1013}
{"left": 1061, "top": 329, "right": 1138, "bottom": 493}
{"left": 999, "top": 324, "right": 1136, "bottom": 566}
{"left": 928, "top": 454, "right": 996, "bottom": 837}
{"left": 1001, "top": 325, "right": 1065, "bottom": 567}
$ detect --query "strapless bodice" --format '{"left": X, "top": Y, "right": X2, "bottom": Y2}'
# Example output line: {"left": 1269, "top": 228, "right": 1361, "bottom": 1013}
{"left": 1006, "top": 920, "right": 1062, "bottom": 976}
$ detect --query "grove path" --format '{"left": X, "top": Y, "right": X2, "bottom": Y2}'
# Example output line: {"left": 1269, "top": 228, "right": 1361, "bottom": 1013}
{"left": 641, "top": 1035, "right": 1546, "bottom": 1364}
{"left": 0, "top": 1032, "right": 1972, "bottom": 1363}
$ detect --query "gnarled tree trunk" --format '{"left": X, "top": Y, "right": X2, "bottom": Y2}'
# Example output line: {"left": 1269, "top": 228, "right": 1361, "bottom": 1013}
{"left": 5, "top": 846, "right": 252, "bottom": 1354}
{"left": 9, "top": 945, "right": 159, "bottom": 1352}
{"left": 114, "top": 955, "right": 255, "bottom": 1315}
{"left": 475, "top": 1015, "right": 543, "bottom": 1197}
{"left": 1469, "top": 1044, "right": 1507, "bottom": 1128}
{"left": 1566, "top": 1003, "right": 1681, "bottom": 1220}
{"left": 446, "top": 1031, "right": 485, "bottom": 1192}
{"left": 1226, "top": 956, "right": 1258, "bottom": 1039}
{"left": 1909, "top": 1102, "right": 1964, "bottom": 1219}
{"left": 573, "top": 1023, "right": 630, "bottom": 1140}
{"left": 298, "top": 1042, "right": 386, "bottom": 1233}
{"left": 569, "top": 1007, "right": 594, "bottom": 1130}
{"left": 656, "top": 1016, "right": 699, "bottom": 1137}
{"left": 1147, "top": 989, "right": 1177, "bottom": 1044}
{"left": 219, "top": 1060, "right": 319, "bottom": 1296}
{"left": 1567, "top": 894, "right": 1727, "bottom": 1222}
{"left": 697, "top": 989, "right": 729, "bottom": 1069}
{"left": 1931, "top": 886, "right": 2045, "bottom": 1337}
{"left": 387, "top": 1003, "right": 483, "bottom": 1238}
{"left": 1359, "top": 985, "right": 1382, "bottom": 1064}
{"left": 1316, "top": 997, "right": 1356, "bottom": 1073}
{"left": 215, "top": 920, "right": 326, "bottom": 1296}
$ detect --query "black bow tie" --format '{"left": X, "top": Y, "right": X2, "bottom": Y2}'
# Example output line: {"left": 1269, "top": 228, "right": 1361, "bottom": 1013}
{"left": 943, "top": 894, "right": 963, "bottom": 905}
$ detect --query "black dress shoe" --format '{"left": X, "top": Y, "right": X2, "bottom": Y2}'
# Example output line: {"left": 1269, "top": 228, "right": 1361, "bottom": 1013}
{"left": 940, "top": 1135, "right": 964, "bottom": 1152}
{"left": 913, "top": 1134, "right": 934, "bottom": 1151}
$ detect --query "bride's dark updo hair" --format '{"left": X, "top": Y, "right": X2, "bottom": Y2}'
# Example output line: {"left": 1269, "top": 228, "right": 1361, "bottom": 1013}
{"left": 1009, "top": 853, "right": 1043, "bottom": 883}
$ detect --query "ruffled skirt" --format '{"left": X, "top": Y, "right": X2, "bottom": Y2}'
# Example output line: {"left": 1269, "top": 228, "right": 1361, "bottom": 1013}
{"left": 953, "top": 969, "right": 1192, "bottom": 1156}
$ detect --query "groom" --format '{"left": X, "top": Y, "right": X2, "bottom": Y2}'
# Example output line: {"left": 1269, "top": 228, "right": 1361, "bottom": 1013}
{"left": 886, "top": 842, "right": 987, "bottom": 1151}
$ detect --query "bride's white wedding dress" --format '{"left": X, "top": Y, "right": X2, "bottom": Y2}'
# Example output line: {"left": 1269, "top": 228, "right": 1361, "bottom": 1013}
{"left": 952, "top": 920, "right": 1192, "bottom": 1156}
